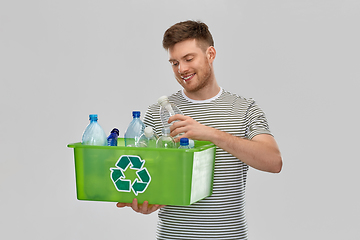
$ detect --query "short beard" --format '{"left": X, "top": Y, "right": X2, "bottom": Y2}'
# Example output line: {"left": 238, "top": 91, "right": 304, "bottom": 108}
{"left": 188, "top": 64, "right": 213, "bottom": 93}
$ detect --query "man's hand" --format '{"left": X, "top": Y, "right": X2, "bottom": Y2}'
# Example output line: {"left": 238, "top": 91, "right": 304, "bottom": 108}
{"left": 169, "top": 114, "right": 215, "bottom": 142}
{"left": 116, "top": 198, "right": 165, "bottom": 214}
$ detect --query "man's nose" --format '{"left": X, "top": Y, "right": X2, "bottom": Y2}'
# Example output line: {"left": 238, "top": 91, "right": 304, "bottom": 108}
{"left": 178, "top": 61, "right": 189, "bottom": 74}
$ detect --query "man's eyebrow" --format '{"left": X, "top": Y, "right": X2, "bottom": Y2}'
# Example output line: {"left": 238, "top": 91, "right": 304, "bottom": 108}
{"left": 168, "top": 53, "right": 195, "bottom": 63}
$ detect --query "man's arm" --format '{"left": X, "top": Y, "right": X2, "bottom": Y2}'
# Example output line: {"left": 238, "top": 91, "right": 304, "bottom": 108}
{"left": 169, "top": 114, "right": 282, "bottom": 173}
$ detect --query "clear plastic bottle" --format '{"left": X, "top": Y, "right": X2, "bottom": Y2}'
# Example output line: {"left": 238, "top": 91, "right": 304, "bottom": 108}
{"left": 124, "top": 111, "right": 145, "bottom": 147}
{"left": 82, "top": 114, "right": 107, "bottom": 146}
{"left": 178, "top": 138, "right": 191, "bottom": 149}
{"left": 107, "top": 128, "right": 119, "bottom": 146}
{"left": 158, "top": 95, "right": 183, "bottom": 129}
{"left": 158, "top": 95, "right": 195, "bottom": 147}
{"left": 156, "top": 127, "right": 175, "bottom": 148}
{"left": 137, "top": 126, "right": 159, "bottom": 148}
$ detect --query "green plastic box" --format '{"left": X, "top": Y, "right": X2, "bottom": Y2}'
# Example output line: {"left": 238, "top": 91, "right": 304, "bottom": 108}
{"left": 67, "top": 138, "right": 216, "bottom": 206}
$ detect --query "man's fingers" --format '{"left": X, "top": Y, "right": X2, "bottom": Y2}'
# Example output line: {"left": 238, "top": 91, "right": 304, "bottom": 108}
{"left": 141, "top": 201, "right": 149, "bottom": 213}
{"left": 168, "top": 114, "right": 186, "bottom": 123}
{"left": 117, "top": 199, "right": 165, "bottom": 214}
{"left": 116, "top": 202, "right": 131, "bottom": 208}
{"left": 151, "top": 204, "right": 165, "bottom": 212}
{"left": 131, "top": 198, "right": 139, "bottom": 212}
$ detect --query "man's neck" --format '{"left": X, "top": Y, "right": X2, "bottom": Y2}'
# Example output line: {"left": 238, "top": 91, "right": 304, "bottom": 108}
{"left": 183, "top": 80, "right": 220, "bottom": 101}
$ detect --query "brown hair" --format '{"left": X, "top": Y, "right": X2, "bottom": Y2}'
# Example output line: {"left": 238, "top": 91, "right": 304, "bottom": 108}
{"left": 162, "top": 20, "right": 214, "bottom": 50}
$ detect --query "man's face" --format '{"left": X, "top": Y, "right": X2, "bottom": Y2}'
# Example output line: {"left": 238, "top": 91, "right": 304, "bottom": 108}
{"left": 168, "top": 39, "right": 213, "bottom": 94}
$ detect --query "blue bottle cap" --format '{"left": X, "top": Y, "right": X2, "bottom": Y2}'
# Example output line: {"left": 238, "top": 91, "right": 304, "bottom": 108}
{"left": 89, "top": 114, "right": 98, "bottom": 121}
{"left": 111, "top": 128, "right": 120, "bottom": 136}
{"left": 180, "top": 138, "right": 189, "bottom": 145}
{"left": 132, "top": 111, "right": 141, "bottom": 118}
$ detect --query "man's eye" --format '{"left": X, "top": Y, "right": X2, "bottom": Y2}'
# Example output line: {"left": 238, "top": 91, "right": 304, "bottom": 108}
{"left": 171, "top": 62, "right": 179, "bottom": 66}
{"left": 185, "top": 58, "right": 193, "bottom": 62}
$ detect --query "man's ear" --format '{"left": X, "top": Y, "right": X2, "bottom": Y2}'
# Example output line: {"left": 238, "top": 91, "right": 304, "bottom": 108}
{"left": 206, "top": 46, "right": 216, "bottom": 63}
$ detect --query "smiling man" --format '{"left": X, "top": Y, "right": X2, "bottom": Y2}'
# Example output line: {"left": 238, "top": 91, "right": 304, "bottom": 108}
{"left": 117, "top": 20, "right": 282, "bottom": 239}
{"left": 167, "top": 38, "right": 217, "bottom": 100}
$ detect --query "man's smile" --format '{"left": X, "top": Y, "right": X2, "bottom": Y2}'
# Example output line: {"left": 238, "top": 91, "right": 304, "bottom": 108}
{"left": 181, "top": 73, "right": 196, "bottom": 81}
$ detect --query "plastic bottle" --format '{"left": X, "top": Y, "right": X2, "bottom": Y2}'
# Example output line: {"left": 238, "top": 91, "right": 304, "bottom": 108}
{"left": 137, "top": 126, "right": 159, "bottom": 148}
{"left": 82, "top": 114, "right": 107, "bottom": 146}
{"left": 124, "top": 111, "right": 145, "bottom": 147}
{"left": 158, "top": 95, "right": 195, "bottom": 147}
{"left": 158, "top": 95, "right": 183, "bottom": 129}
{"left": 107, "top": 128, "right": 120, "bottom": 146}
{"left": 178, "top": 138, "right": 191, "bottom": 149}
{"left": 156, "top": 127, "right": 175, "bottom": 148}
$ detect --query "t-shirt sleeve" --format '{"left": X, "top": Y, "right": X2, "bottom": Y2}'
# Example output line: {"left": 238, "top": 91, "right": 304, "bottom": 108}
{"left": 245, "top": 99, "right": 273, "bottom": 140}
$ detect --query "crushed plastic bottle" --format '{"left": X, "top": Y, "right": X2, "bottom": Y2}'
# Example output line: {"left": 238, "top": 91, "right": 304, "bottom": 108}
{"left": 124, "top": 111, "right": 145, "bottom": 147}
{"left": 137, "top": 126, "right": 158, "bottom": 148}
{"left": 156, "top": 127, "right": 175, "bottom": 148}
{"left": 82, "top": 114, "right": 107, "bottom": 146}
{"left": 107, "top": 128, "right": 120, "bottom": 146}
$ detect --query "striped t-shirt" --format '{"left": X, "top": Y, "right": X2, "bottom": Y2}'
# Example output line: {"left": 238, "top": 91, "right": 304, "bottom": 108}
{"left": 143, "top": 88, "right": 272, "bottom": 240}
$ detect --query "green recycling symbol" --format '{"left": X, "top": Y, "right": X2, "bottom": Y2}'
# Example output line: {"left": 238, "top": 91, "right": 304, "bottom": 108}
{"left": 110, "top": 155, "right": 151, "bottom": 196}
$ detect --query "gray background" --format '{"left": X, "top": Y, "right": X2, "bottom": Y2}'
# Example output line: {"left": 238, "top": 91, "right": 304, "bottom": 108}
{"left": 1, "top": 0, "right": 359, "bottom": 239}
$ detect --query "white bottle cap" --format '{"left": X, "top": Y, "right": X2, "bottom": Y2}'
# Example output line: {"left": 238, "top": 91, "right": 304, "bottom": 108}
{"left": 144, "top": 126, "right": 154, "bottom": 138}
{"left": 158, "top": 96, "right": 169, "bottom": 106}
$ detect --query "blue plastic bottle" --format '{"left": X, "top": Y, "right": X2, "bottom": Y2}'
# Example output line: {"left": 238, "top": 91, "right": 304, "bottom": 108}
{"left": 82, "top": 114, "right": 107, "bottom": 146}
{"left": 124, "top": 111, "right": 145, "bottom": 147}
{"left": 107, "top": 128, "right": 120, "bottom": 146}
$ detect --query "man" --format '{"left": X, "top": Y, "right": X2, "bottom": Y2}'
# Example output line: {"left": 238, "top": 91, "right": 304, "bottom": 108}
{"left": 117, "top": 20, "right": 282, "bottom": 239}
